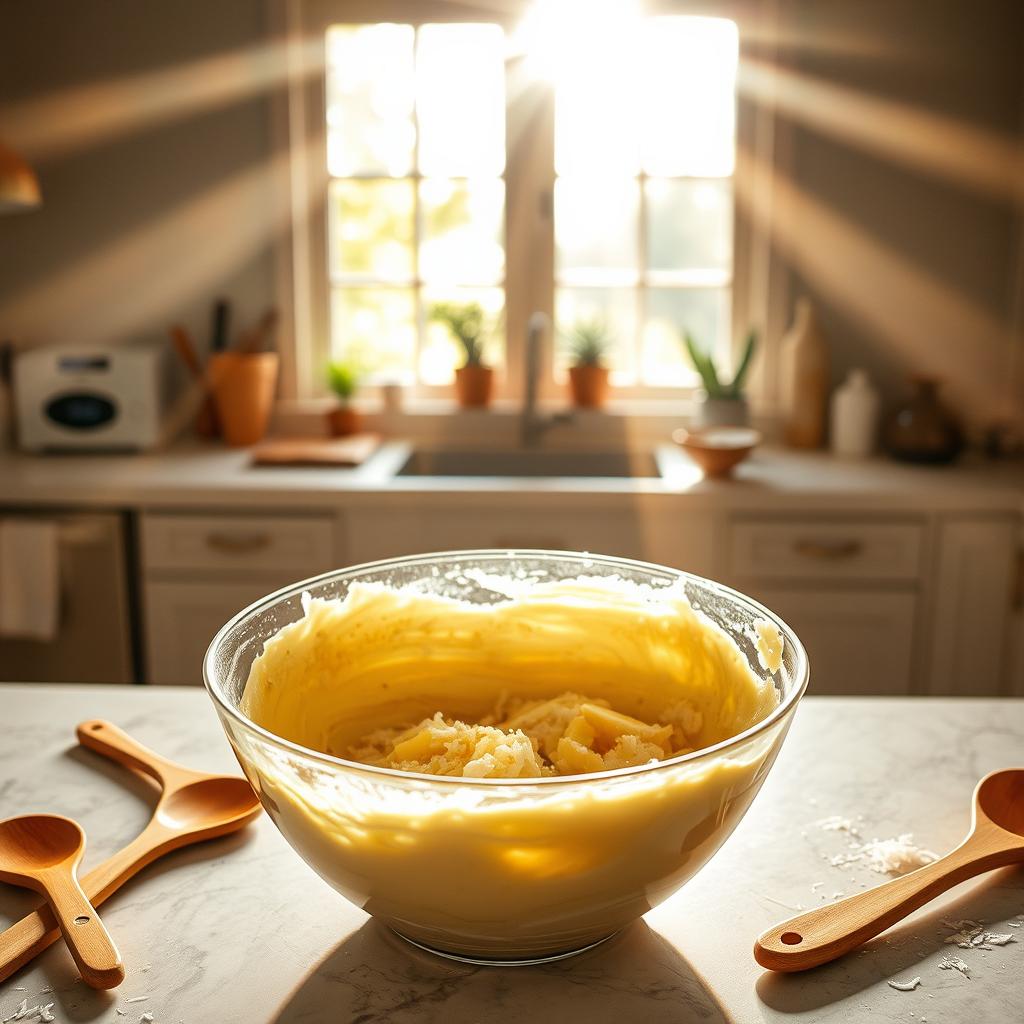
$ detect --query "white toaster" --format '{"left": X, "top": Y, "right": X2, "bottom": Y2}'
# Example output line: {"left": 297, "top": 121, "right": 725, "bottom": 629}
{"left": 14, "top": 340, "right": 182, "bottom": 452}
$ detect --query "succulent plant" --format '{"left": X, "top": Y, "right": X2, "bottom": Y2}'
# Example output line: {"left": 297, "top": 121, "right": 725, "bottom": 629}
{"left": 683, "top": 329, "right": 758, "bottom": 399}
{"left": 565, "top": 317, "right": 614, "bottom": 368}
{"left": 430, "top": 301, "right": 488, "bottom": 367}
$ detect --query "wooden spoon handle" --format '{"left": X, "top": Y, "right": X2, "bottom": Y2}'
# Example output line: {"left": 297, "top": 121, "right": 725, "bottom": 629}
{"left": 76, "top": 719, "right": 180, "bottom": 787}
{"left": 42, "top": 869, "right": 125, "bottom": 990}
{"left": 755, "top": 835, "right": 1022, "bottom": 971}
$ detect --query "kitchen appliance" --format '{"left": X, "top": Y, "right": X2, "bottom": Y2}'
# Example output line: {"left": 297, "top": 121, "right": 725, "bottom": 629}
{"left": 14, "top": 341, "right": 180, "bottom": 451}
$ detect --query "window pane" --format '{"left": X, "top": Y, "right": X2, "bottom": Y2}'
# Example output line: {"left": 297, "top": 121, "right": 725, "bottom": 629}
{"left": 643, "top": 287, "right": 729, "bottom": 385}
{"left": 639, "top": 18, "right": 738, "bottom": 177}
{"left": 417, "top": 24, "right": 505, "bottom": 176}
{"left": 422, "top": 287, "right": 504, "bottom": 384}
{"left": 331, "top": 287, "right": 416, "bottom": 382}
{"left": 326, "top": 25, "right": 415, "bottom": 177}
{"left": 646, "top": 179, "right": 732, "bottom": 274}
{"left": 555, "top": 178, "right": 638, "bottom": 283}
{"left": 328, "top": 180, "right": 414, "bottom": 281}
{"left": 555, "top": 287, "right": 637, "bottom": 382}
{"left": 555, "top": 49, "right": 639, "bottom": 177}
{"left": 420, "top": 179, "right": 505, "bottom": 285}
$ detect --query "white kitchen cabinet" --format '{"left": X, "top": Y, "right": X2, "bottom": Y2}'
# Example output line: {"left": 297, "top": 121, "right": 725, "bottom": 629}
{"left": 748, "top": 589, "right": 917, "bottom": 695}
{"left": 344, "top": 505, "right": 717, "bottom": 577}
{"left": 143, "top": 579, "right": 282, "bottom": 686}
{"left": 926, "top": 517, "right": 1018, "bottom": 696}
{"left": 142, "top": 513, "right": 335, "bottom": 576}
{"left": 140, "top": 510, "right": 338, "bottom": 685}
{"left": 729, "top": 519, "right": 923, "bottom": 582}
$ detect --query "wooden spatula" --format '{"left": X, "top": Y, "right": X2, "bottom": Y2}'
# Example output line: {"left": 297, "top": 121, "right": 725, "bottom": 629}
{"left": 755, "top": 768, "right": 1024, "bottom": 971}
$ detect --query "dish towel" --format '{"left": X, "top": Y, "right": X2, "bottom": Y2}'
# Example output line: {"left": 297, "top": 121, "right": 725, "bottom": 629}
{"left": 0, "top": 518, "right": 60, "bottom": 640}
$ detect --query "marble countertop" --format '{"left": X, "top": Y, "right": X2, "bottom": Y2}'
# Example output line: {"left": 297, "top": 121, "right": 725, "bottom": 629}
{"left": 0, "top": 441, "right": 1020, "bottom": 511}
{"left": 1, "top": 685, "right": 1022, "bottom": 1023}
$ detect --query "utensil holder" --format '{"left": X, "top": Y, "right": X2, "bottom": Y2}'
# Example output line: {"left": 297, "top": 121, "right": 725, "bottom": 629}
{"left": 208, "top": 352, "right": 278, "bottom": 447}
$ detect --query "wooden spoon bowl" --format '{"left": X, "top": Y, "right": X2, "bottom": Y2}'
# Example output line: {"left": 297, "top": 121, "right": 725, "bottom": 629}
{"left": 0, "top": 816, "right": 83, "bottom": 870}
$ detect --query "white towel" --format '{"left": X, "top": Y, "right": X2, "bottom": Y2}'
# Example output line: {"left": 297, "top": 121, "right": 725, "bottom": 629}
{"left": 0, "top": 519, "right": 60, "bottom": 640}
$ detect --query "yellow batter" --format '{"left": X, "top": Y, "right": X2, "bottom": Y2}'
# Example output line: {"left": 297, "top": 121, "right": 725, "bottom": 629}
{"left": 242, "top": 576, "right": 777, "bottom": 771}
{"left": 237, "top": 574, "right": 787, "bottom": 958}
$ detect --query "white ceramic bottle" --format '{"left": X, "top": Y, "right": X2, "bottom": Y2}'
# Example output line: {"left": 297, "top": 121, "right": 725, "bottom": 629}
{"left": 830, "top": 368, "right": 880, "bottom": 458}
{"left": 779, "top": 298, "right": 830, "bottom": 448}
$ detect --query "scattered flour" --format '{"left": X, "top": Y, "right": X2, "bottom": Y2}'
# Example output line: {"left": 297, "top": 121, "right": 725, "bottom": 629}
{"left": 887, "top": 976, "right": 922, "bottom": 992}
{"left": 939, "top": 955, "right": 972, "bottom": 978}
{"left": 817, "top": 815, "right": 862, "bottom": 838}
{"left": 830, "top": 834, "right": 937, "bottom": 874}
{"left": 0, "top": 1003, "right": 54, "bottom": 1024}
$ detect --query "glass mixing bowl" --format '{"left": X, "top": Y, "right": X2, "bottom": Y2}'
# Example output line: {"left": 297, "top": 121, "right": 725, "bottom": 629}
{"left": 204, "top": 550, "right": 808, "bottom": 964}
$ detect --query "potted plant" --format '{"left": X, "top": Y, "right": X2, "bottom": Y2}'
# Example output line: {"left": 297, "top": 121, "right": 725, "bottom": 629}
{"left": 430, "top": 301, "right": 494, "bottom": 409}
{"left": 325, "top": 360, "right": 362, "bottom": 436}
{"left": 683, "top": 329, "right": 757, "bottom": 427}
{"left": 565, "top": 317, "right": 613, "bottom": 409}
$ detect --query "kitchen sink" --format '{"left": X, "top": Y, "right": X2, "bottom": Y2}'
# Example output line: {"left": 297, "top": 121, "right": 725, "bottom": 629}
{"left": 397, "top": 448, "right": 661, "bottom": 478}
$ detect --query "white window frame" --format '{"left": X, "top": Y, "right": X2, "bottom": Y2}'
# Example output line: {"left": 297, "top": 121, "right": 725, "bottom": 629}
{"left": 270, "top": 0, "right": 789, "bottom": 411}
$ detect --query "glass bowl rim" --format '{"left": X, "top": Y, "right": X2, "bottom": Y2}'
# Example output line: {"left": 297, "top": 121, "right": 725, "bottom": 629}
{"left": 203, "top": 548, "right": 809, "bottom": 788}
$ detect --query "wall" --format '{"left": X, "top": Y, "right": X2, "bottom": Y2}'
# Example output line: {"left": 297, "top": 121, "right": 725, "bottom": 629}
{"left": 1, "top": 0, "right": 1022, "bottom": 434}
{"left": 0, "top": 0, "right": 279, "bottom": 358}
{"left": 776, "top": 0, "right": 1024, "bottom": 430}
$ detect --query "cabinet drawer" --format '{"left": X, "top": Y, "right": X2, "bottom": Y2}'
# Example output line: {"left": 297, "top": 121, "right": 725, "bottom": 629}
{"left": 729, "top": 520, "right": 922, "bottom": 582}
{"left": 142, "top": 513, "right": 335, "bottom": 576}
{"left": 752, "top": 589, "right": 917, "bottom": 695}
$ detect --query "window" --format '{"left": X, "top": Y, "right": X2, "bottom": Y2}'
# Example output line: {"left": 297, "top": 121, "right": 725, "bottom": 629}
{"left": 325, "top": 23, "right": 506, "bottom": 387}
{"left": 551, "top": 16, "right": 737, "bottom": 387}
{"left": 286, "top": 2, "right": 750, "bottom": 402}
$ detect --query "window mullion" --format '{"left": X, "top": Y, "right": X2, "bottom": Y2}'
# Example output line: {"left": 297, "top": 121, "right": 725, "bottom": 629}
{"left": 636, "top": 170, "right": 648, "bottom": 387}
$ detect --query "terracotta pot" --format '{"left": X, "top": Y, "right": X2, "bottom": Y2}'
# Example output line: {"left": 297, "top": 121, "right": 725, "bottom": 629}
{"left": 327, "top": 405, "right": 361, "bottom": 437}
{"left": 208, "top": 352, "right": 279, "bottom": 447}
{"left": 696, "top": 395, "right": 749, "bottom": 428}
{"left": 568, "top": 365, "right": 610, "bottom": 409}
{"left": 454, "top": 365, "right": 494, "bottom": 408}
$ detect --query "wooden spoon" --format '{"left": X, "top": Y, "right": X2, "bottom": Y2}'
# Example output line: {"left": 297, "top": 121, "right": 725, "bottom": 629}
{"left": 0, "top": 719, "right": 261, "bottom": 984}
{"left": 755, "top": 767, "right": 1024, "bottom": 971}
{"left": 0, "top": 814, "right": 125, "bottom": 989}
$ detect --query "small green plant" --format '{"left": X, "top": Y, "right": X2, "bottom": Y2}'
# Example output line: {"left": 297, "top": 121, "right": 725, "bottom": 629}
{"left": 325, "top": 360, "right": 361, "bottom": 404}
{"left": 430, "top": 301, "right": 487, "bottom": 367}
{"left": 683, "top": 329, "right": 757, "bottom": 399}
{"left": 565, "top": 317, "right": 613, "bottom": 367}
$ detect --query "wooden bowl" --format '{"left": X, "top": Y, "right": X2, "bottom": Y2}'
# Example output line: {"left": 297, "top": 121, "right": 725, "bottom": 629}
{"left": 672, "top": 426, "right": 761, "bottom": 478}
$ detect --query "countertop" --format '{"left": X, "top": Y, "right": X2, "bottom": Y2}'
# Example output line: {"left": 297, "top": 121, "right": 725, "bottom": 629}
{"left": 1, "top": 685, "right": 1022, "bottom": 1023}
{"left": 0, "top": 441, "right": 1021, "bottom": 511}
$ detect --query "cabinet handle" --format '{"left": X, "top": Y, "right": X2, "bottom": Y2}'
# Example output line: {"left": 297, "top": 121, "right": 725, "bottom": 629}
{"left": 205, "top": 532, "right": 271, "bottom": 555}
{"left": 793, "top": 538, "right": 863, "bottom": 560}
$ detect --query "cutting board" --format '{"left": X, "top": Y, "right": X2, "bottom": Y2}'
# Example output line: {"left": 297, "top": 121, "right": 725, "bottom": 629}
{"left": 250, "top": 434, "right": 381, "bottom": 467}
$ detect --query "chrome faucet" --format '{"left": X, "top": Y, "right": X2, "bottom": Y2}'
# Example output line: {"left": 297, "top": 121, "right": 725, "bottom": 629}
{"left": 521, "top": 311, "right": 573, "bottom": 447}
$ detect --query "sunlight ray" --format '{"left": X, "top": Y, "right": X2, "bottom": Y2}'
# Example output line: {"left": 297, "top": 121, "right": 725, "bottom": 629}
{"left": 3, "top": 37, "right": 324, "bottom": 162}
{"left": 739, "top": 56, "right": 1024, "bottom": 203}
{"left": 735, "top": 144, "right": 1020, "bottom": 424}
